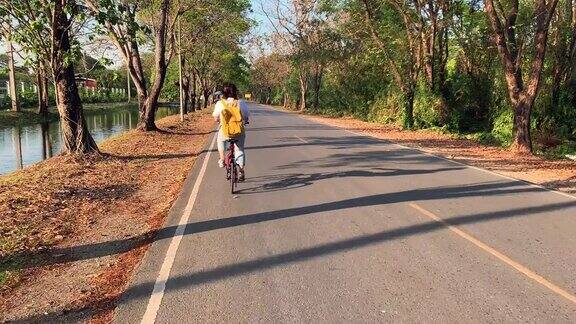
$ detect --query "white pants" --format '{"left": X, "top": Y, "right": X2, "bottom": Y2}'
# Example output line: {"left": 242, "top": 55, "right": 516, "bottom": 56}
{"left": 217, "top": 130, "right": 246, "bottom": 168}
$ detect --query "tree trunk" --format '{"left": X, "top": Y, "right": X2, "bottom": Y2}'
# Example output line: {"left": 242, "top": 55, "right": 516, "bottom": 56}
{"left": 126, "top": 65, "right": 131, "bottom": 103}
{"left": 312, "top": 65, "right": 324, "bottom": 109}
{"left": 298, "top": 70, "right": 308, "bottom": 112}
{"left": 182, "top": 75, "right": 190, "bottom": 114}
{"left": 511, "top": 100, "right": 532, "bottom": 153}
{"left": 42, "top": 72, "right": 50, "bottom": 109}
{"left": 51, "top": 0, "right": 98, "bottom": 154}
{"left": 550, "top": 62, "right": 562, "bottom": 112}
{"left": 178, "top": 19, "right": 185, "bottom": 121}
{"left": 191, "top": 72, "right": 197, "bottom": 111}
{"left": 6, "top": 31, "right": 19, "bottom": 112}
{"left": 203, "top": 88, "right": 210, "bottom": 109}
{"left": 283, "top": 92, "right": 289, "bottom": 109}
{"left": 36, "top": 68, "right": 49, "bottom": 116}
{"left": 137, "top": 0, "right": 171, "bottom": 131}
{"left": 53, "top": 62, "right": 98, "bottom": 153}
{"left": 403, "top": 88, "right": 415, "bottom": 130}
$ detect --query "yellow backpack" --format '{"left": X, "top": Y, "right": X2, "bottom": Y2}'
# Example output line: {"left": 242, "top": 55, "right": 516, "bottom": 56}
{"left": 220, "top": 99, "right": 244, "bottom": 138}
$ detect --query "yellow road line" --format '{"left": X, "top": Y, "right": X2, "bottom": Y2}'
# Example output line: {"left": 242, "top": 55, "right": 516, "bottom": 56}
{"left": 408, "top": 202, "right": 576, "bottom": 305}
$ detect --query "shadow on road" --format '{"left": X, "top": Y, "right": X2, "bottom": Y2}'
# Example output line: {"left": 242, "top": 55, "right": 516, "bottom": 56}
{"left": 11, "top": 184, "right": 576, "bottom": 322}
{"left": 6, "top": 107, "right": 576, "bottom": 321}
{"left": 3, "top": 181, "right": 567, "bottom": 274}
{"left": 237, "top": 166, "right": 465, "bottom": 194}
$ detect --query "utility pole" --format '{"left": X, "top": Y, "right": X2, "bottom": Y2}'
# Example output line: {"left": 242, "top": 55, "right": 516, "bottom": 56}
{"left": 178, "top": 16, "right": 184, "bottom": 122}
{"left": 5, "top": 24, "right": 19, "bottom": 112}
{"left": 126, "top": 64, "right": 131, "bottom": 103}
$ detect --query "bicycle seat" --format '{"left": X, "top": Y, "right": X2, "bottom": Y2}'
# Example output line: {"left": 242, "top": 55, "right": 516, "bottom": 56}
{"left": 227, "top": 139, "right": 239, "bottom": 144}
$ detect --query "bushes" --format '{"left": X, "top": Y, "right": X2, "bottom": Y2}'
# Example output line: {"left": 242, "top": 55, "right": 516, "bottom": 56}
{"left": 367, "top": 89, "right": 402, "bottom": 125}
{"left": 0, "top": 87, "right": 125, "bottom": 110}
{"left": 490, "top": 109, "right": 514, "bottom": 146}
{"left": 79, "top": 88, "right": 126, "bottom": 104}
{"left": 413, "top": 84, "right": 443, "bottom": 129}
{"left": 0, "top": 90, "right": 50, "bottom": 110}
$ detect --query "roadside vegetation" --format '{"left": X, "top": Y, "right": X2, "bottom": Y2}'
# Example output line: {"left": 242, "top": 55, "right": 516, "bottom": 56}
{"left": 0, "top": 103, "right": 142, "bottom": 128}
{"left": 1, "top": 0, "right": 249, "bottom": 150}
{"left": 0, "top": 110, "right": 215, "bottom": 322}
{"left": 0, "top": 0, "right": 250, "bottom": 320}
{"left": 251, "top": 0, "right": 576, "bottom": 158}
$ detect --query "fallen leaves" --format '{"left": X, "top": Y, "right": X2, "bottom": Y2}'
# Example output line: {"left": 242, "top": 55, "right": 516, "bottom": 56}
{"left": 0, "top": 110, "right": 215, "bottom": 322}
{"left": 304, "top": 114, "right": 576, "bottom": 193}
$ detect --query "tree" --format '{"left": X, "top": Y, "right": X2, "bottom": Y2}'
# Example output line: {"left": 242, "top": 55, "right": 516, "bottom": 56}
{"left": 360, "top": 0, "right": 422, "bottom": 128}
{"left": 1, "top": 7, "right": 53, "bottom": 115}
{"left": 485, "top": 0, "right": 560, "bottom": 153}
{"left": 250, "top": 52, "right": 292, "bottom": 105}
{"left": 85, "top": 0, "right": 177, "bottom": 131}
{"left": 1, "top": 0, "right": 98, "bottom": 153}
{"left": 548, "top": 0, "right": 576, "bottom": 113}
{"left": 176, "top": 0, "right": 251, "bottom": 108}
{"left": 262, "top": 0, "right": 330, "bottom": 111}
{"left": 51, "top": 0, "right": 98, "bottom": 152}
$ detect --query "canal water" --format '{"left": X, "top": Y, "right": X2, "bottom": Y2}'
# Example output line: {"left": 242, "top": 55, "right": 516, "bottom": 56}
{"left": 0, "top": 106, "right": 178, "bottom": 175}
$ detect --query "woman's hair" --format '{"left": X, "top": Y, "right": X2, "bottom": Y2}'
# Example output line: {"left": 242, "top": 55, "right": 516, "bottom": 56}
{"left": 222, "top": 83, "right": 238, "bottom": 99}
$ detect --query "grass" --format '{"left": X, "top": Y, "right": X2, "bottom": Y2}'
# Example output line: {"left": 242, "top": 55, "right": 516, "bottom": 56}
{"left": 0, "top": 102, "right": 138, "bottom": 128}
{"left": 0, "top": 109, "right": 58, "bottom": 128}
{"left": 83, "top": 102, "right": 138, "bottom": 113}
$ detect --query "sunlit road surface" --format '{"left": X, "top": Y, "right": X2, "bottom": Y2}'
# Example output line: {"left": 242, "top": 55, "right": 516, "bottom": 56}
{"left": 116, "top": 103, "right": 576, "bottom": 323}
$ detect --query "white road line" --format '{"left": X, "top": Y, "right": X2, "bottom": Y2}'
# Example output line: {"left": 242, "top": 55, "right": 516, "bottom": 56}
{"left": 340, "top": 129, "right": 576, "bottom": 201}
{"left": 294, "top": 135, "right": 308, "bottom": 143}
{"left": 141, "top": 133, "right": 217, "bottom": 324}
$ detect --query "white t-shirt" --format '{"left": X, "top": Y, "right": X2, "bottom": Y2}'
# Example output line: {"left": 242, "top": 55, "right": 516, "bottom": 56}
{"left": 212, "top": 98, "right": 250, "bottom": 125}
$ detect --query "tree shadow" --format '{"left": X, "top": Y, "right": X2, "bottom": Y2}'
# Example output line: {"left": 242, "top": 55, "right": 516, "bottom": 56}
{"left": 105, "top": 152, "right": 206, "bottom": 162}
{"left": 247, "top": 125, "right": 337, "bottom": 132}
{"left": 156, "top": 128, "right": 215, "bottom": 136}
{"left": 238, "top": 166, "right": 465, "bottom": 194}
{"left": 275, "top": 148, "right": 435, "bottom": 170}
{"left": 10, "top": 190, "right": 576, "bottom": 322}
{"left": 1, "top": 180, "right": 553, "bottom": 273}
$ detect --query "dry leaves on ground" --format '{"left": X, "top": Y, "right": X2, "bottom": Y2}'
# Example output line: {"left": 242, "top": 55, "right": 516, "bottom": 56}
{"left": 0, "top": 111, "right": 215, "bottom": 323}
{"left": 303, "top": 114, "right": 576, "bottom": 194}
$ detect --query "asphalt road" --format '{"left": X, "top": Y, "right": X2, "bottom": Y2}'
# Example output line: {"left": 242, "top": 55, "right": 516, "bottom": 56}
{"left": 115, "top": 103, "right": 576, "bottom": 323}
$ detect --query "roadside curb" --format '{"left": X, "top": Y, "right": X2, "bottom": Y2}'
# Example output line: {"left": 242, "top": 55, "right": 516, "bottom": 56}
{"left": 267, "top": 104, "right": 576, "bottom": 201}
{"left": 113, "top": 128, "right": 218, "bottom": 324}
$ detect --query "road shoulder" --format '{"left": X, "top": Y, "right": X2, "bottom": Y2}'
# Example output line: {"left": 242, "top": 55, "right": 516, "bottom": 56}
{"left": 297, "top": 112, "right": 576, "bottom": 196}
{"left": 0, "top": 111, "right": 216, "bottom": 323}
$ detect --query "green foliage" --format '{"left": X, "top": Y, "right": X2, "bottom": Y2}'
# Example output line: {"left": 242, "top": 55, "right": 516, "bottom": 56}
{"left": 413, "top": 83, "right": 442, "bottom": 129}
{"left": 79, "top": 89, "right": 126, "bottom": 104}
{"left": 490, "top": 109, "right": 514, "bottom": 146}
{"left": 367, "top": 90, "right": 403, "bottom": 125}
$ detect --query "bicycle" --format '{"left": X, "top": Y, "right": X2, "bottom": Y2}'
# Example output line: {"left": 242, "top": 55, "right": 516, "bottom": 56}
{"left": 225, "top": 138, "right": 239, "bottom": 194}
{"left": 224, "top": 121, "right": 248, "bottom": 194}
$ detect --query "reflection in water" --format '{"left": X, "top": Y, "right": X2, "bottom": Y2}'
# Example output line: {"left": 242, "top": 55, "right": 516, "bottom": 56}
{"left": 0, "top": 106, "right": 178, "bottom": 175}
{"left": 12, "top": 127, "right": 23, "bottom": 170}
{"left": 41, "top": 122, "right": 52, "bottom": 160}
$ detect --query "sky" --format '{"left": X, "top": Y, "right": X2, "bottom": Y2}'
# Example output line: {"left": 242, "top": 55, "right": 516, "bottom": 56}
{"left": 2, "top": 1, "right": 274, "bottom": 69}
{"left": 249, "top": 0, "right": 275, "bottom": 36}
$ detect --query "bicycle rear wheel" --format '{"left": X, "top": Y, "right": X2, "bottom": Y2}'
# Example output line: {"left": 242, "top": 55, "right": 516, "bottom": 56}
{"left": 230, "top": 161, "right": 237, "bottom": 194}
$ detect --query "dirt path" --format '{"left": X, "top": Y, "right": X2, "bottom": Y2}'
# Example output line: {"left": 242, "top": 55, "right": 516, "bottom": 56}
{"left": 0, "top": 110, "right": 215, "bottom": 323}
{"left": 302, "top": 114, "right": 576, "bottom": 194}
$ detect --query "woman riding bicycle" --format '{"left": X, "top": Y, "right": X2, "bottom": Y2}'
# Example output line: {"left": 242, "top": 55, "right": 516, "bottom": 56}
{"left": 212, "top": 82, "right": 250, "bottom": 181}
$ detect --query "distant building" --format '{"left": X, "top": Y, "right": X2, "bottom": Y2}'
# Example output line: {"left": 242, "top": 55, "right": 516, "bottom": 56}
{"left": 75, "top": 77, "right": 97, "bottom": 90}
